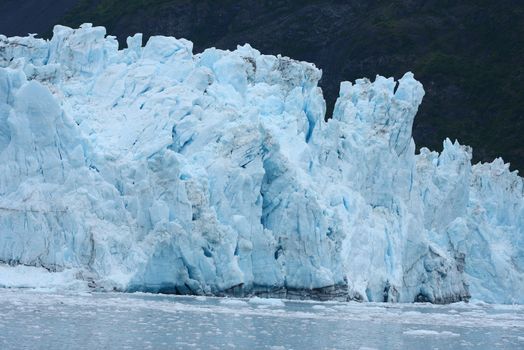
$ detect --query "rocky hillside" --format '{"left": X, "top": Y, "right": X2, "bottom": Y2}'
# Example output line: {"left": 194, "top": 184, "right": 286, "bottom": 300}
{"left": 1, "top": 0, "right": 523, "bottom": 171}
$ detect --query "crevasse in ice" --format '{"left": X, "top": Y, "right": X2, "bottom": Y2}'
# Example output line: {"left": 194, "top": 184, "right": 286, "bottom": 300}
{"left": 0, "top": 24, "right": 522, "bottom": 303}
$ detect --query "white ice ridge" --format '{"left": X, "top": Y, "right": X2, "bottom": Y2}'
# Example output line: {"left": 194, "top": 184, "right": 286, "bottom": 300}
{"left": 0, "top": 24, "right": 522, "bottom": 303}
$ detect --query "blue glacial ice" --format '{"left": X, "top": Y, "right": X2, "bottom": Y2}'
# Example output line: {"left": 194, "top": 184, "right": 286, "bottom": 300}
{"left": 0, "top": 24, "right": 522, "bottom": 303}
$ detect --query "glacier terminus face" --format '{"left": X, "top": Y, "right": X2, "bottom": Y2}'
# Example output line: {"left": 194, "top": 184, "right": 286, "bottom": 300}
{"left": 0, "top": 24, "right": 522, "bottom": 304}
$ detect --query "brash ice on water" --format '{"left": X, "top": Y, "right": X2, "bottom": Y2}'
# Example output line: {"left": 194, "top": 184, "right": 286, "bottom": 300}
{"left": 0, "top": 24, "right": 522, "bottom": 304}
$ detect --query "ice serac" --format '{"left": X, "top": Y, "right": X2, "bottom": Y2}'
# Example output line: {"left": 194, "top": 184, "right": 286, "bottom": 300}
{"left": 0, "top": 25, "right": 522, "bottom": 303}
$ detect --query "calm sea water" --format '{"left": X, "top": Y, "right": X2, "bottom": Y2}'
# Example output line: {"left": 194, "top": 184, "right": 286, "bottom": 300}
{"left": 0, "top": 289, "right": 522, "bottom": 349}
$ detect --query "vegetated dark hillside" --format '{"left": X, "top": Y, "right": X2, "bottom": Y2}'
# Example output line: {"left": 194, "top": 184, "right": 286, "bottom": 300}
{"left": 0, "top": 0, "right": 80, "bottom": 37}
{"left": 2, "top": 0, "right": 523, "bottom": 172}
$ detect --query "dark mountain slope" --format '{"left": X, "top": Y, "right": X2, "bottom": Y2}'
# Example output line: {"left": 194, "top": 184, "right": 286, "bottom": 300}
{"left": 1, "top": 0, "right": 523, "bottom": 172}
{"left": 0, "top": 0, "right": 80, "bottom": 37}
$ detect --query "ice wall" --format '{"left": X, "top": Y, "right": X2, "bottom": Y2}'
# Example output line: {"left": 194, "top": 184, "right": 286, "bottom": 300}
{"left": 0, "top": 24, "right": 522, "bottom": 303}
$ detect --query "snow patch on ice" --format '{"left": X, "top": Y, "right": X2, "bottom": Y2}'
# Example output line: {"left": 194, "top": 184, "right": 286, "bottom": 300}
{"left": 0, "top": 264, "right": 86, "bottom": 290}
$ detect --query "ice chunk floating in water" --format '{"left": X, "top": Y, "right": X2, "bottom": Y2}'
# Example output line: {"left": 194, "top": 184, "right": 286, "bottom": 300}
{"left": 0, "top": 290, "right": 523, "bottom": 349}
{"left": 0, "top": 24, "right": 522, "bottom": 303}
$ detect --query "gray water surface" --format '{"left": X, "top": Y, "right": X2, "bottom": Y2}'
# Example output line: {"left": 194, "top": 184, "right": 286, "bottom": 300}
{"left": 0, "top": 290, "right": 522, "bottom": 349}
